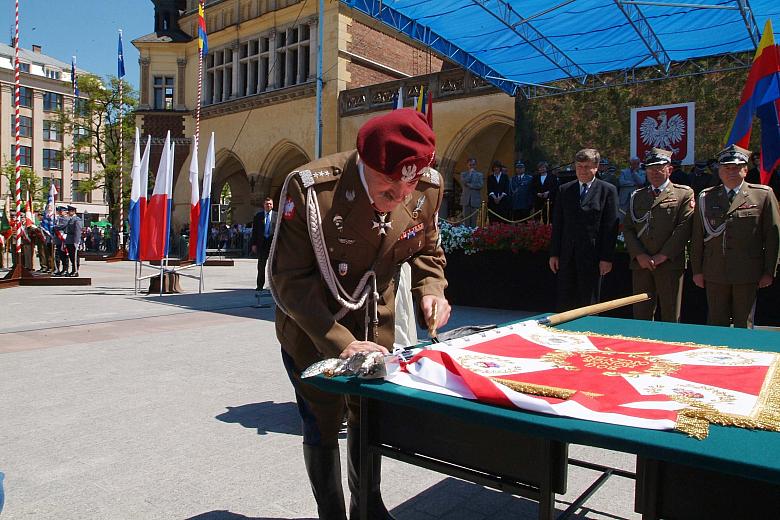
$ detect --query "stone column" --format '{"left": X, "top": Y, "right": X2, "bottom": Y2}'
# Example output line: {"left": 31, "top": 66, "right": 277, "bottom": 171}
{"left": 230, "top": 40, "right": 240, "bottom": 100}
{"left": 307, "top": 16, "right": 318, "bottom": 82}
{"left": 139, "top": 57, "right": 151, "bottom": 109}
{"left": 267, "top": 29, "right": 278, "bottom": 90}
{"left": 176, "top": 57, "right": 187, "bottom": 110}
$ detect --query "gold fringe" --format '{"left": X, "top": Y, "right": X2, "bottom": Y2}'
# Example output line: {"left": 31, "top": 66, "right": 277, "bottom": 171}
{"left": 492, "top": 377, "right": 577, "bottom": 400}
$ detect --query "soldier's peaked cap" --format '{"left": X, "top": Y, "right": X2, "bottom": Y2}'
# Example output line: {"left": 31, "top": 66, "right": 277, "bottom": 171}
{"left": 67, "top": 205, "right": 77, "bottom": 211}
{"left": 357, "top": 108, "right": 435, "bottom": 182}
{"left": 644, "top": 148, "right": 673, "bottom": 166}
{"left": 717, "top": 144, "right": 751, "bottom": 165}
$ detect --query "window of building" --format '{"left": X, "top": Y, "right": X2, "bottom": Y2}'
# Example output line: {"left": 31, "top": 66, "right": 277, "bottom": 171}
{"left": 153, "top": 76, "right": 175, "bottom": 110}
{"left": 42, "top": 177, "right": 62, "bottom": 196}
{"left": 276, "top": 24, "right": 311, "bottom": 88}
{"left": 10, "top": 144, "right": 32, "bottom": 166}
{"left": 71, "top": 180, "right": 90, "bottom": 203}
{"left": 45, "top": 69, "right": 61, "bottom": 80}
{"left": 10, "top": 115, "right": 32, "bottom": 137}
{"left": 74, "top": 98, "right": 89, "bottom": 117}
{"left": 205, "top": 47, "right": 234, "bottom": 105}
{"left": 19, "top": 86, "right": 32, "bottom": 107}
{"left": 19, "top": 62, "right": 30, "bottom": 73}
{"left": 73, "top": 125, "right": 90, "bottom": 147}
{"left": 43, "top": 120, "right": 62, "bottom": 142}
{"left": 43, "top": 149, "right": 62, "bottom": 170}
{"left": 43, "top": 92, "right": 63, "bottom": 112}
{"left": 72, "top": 153, "right": 89, "bottom": 173}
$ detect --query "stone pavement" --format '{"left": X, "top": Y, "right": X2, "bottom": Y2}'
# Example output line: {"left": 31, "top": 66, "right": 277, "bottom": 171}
{"left": 0, "top": 259, "right": 639, "bottom": 519}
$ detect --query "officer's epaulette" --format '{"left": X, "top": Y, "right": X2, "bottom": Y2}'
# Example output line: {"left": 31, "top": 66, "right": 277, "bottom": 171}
{"left": 418, "top": 168, "right": 440, "bottom": 187}
{"left": 296, "top": 167, "right": 342, "bottom": 188}
{"left": 700, "top": 185, "right": 719, "bottom": 195}
{"left": 672, "top": 183, "right": 693, "bottom": 191}
{"left": 747, "top": 183, "right": 771, "bottom": 191}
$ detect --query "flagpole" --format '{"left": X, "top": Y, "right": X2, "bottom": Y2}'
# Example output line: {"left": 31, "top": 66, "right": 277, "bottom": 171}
{"left": 196, "top": 0, "right": 205, "bottom": 146}
{"left": 118, "top": 30, "right": 125, "bottom": 255}
{"left": 13, "top": 0, "right": 22, "bottom": 259}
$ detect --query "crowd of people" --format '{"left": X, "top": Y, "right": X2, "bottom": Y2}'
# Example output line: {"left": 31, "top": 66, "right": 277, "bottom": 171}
{"left": 457, "top": 151, "right": 780, "bottom": 225}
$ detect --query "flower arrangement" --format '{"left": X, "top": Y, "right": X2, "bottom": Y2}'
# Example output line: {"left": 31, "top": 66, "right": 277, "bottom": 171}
{"left": 439, "top": 220, "right": 552, "bottom": 255}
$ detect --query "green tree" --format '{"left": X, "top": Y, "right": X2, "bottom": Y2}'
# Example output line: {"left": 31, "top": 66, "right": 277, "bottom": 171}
{"left": 1, "top": 162, "right": 42, "bottom": 210}
{"left": 62, "top": 73, "right": 138, "bottom": 227}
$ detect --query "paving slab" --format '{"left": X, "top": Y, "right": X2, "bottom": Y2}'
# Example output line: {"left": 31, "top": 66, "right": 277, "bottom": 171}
{"left": 0, "top": 260, "right": 639, "bottom": 519}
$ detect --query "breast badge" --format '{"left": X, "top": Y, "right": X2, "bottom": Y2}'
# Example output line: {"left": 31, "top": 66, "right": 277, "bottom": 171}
{"left": 283, "top": 196, "right": 296, "bottom": 220}
{"left": 338, "top": 262, "right": 348, "bottom": 276}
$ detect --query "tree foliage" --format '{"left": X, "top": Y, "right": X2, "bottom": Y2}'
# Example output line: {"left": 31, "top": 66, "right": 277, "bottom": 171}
{"left": 1, "top": 163, "right": 42, "bottom": 209}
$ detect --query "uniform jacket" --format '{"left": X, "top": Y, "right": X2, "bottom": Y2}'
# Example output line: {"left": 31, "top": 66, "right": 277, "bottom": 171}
{"left": 271, "top": 151, "right": 447, "bottom": 364}
{"left": 550, "top": 178, "right": 619, "bottom": 265}
{"left": 460, "top": 169, "right": 484, "bottom": 207}
{"left": 250, "top": 209, "right": 277, "bottom": 251}
{"left": 622, "top": 183, "right": 694, "bottom": 271}
{"left": 65, "top": 215, "right": 83, "bottom": 246}
{"left": 509, "top": 173, "right": 535, "bottom": 210}
{"left": 691, "top": 183, "right": 780, "bottom": 284}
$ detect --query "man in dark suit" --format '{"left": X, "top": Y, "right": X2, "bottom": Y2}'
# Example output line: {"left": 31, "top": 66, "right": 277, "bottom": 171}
{"left": 531, "top": 161, "right": 558, "bottom": 222}
{"left": 251, "top": 197, "right": 276, "bottom": 291}
{"left": 549, "top": 148, "right": 619, "bottom": 311}
{"left": 487, "top": 160, "right": 510, "bottom": 221}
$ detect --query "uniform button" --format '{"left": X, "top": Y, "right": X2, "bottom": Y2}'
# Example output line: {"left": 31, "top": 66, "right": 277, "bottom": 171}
{"left": 329, "top": 247, "right": 333, "bottom": 252}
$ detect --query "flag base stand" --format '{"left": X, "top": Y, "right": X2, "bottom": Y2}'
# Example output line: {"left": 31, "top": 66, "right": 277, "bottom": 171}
{"left": 147, "top": 258, "right": 233, "bottom": 267}
{"left": 0, "top": 254, "right": 91, "bottom": 288}
{"left": 104, "top": 249, "right": 128, "bottom": 263}
{"left": 135, "top": 259, "right": 205, "bottom": 295}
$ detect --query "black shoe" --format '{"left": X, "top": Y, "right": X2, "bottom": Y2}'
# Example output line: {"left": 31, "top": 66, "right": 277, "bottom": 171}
{"left": 68, "top": 272, "right": 79, "bottom": 277}
{"left": 53, "top": 271, "right": 63, "bottom": 276}
{"left": 303, "top": 445, "right": 347, "bottom": 520}
{"left": 347, "top": 427, "right": 396, "bottom": 520}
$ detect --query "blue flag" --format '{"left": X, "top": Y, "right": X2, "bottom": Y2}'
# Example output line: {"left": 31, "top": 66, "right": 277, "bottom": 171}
{"left": 117, "top": 30, "right": 126, "bottom": 78}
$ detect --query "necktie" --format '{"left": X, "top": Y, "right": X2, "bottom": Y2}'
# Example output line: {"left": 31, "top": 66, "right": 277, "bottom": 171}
{"left": 264, "top": 212, "right": 271, "bottom": 238}
{"left": 580, "top": 183, "right": 588, "bottom": 202}
{"left": 728, "top": 190, "right": 736, "bottom": 203}
{"left": 653, "top": 188, "right": 661, "bottom": 198}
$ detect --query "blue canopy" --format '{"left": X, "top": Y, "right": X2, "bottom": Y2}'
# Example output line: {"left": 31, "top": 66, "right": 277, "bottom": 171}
{"left": 342, "top": 0, "right": 779, "bottom": 97}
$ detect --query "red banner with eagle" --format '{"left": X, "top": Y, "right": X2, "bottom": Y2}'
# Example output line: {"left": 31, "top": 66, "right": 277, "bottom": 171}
{"left": 387, "top": 321, "right": 780, "bottom": 439}
{"left": 630, "top": 102, "right": 695, "bottom": 165}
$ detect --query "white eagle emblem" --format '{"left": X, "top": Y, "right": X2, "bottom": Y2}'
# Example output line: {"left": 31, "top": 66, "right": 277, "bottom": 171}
{"left": 400, "top": 164, "right": 418, "bottom": 182}
{"left": 640, "top": 111, "right": 686, "bottom": 155}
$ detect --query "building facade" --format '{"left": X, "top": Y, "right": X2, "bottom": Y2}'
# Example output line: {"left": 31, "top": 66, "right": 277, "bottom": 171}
{"left": 0, "top": 43, "right": 107, "bottom": 219}
{"left": 133, "top": 0, "right": 517, "bottom": 230}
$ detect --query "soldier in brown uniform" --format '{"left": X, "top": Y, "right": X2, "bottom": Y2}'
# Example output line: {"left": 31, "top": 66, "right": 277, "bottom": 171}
{"left": 269, "top": 109, "right": 451, "bottom": 520}
{"left": 623, "top": 148, "right": 694, "bottom": 322}
{"left": 691, "top": 144, "right": 780, "bottom": 328}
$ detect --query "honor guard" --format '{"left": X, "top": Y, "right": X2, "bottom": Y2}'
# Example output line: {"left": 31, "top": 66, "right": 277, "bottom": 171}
{"left": 623, "top": 148, "right": 694, "bottom": 322}
{"left": 691, "top": 144, "right": 780, "bottom": 328}
{"left": 269, "top": 109, "right": 451, "bottom": 520}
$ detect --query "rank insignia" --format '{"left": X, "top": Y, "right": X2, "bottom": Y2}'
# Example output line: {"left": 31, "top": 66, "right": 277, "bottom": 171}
{"left": 283, "top": 196, "right": 296, "bottom": 220}
{"left": 372, "top": 212, "right": 392, "bottom": 236}
{"left": 333, "top": 214, "right": 344, "bottom": 231}
{"left": 399, "top": 223, "right": 424, "bottom": 241}
{"left": 338, "top": 262, "right": 348, "bottom": 276}
{"left": 345, "top": 190, "right": 356, "bottom": 202}
{"left": 411, "top": 195, "right": 426, "bottom": 219}
{"left": 338, "top": 237, "right": 356, "bottom": 245}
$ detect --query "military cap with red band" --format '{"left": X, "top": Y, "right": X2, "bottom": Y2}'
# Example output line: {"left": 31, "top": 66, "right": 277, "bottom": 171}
{"left": 356, "top": 108, "right": 436, "bottom": 182}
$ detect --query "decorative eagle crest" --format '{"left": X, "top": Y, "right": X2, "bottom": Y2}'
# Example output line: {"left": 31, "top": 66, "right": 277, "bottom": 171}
{"left": 639, "top": 111, "right": 686, "bottom": 155}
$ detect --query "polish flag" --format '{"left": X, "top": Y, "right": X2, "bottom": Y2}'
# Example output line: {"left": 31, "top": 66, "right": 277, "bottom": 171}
{"left": 128, "top": 128, "right": 143, "bottom": 260}
{"left": 195, "top": 132, "right": 215, "bottom": 265}
{"left": 163, "top": 139, "right": 175, "bottom": 257}
{"left": 187, "top": 137, "right": 200, "bottom": 261}
{"left": 140, "top": 131, "right": 172, "bottom": 261}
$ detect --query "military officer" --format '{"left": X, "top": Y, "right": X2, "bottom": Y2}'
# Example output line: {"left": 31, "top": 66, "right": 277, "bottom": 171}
{"left": 691, "top": 144, "right": 780, "bottom": 328}
{"left": 269, "top": 109, "right": 451, "bottom": 520}
{"left": 53, "top": 206, "right": 69, "bottom": 275}
{"left": 623, "top": 148, "right": 694, "bottom": 322}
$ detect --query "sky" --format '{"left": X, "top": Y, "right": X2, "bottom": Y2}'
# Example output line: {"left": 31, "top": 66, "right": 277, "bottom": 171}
{"left": 0, "top": 0, "right": 155, "bottom": 89}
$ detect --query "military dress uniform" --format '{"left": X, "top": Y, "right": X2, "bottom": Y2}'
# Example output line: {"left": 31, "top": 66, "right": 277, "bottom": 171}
{"left": 269, "top": 109, "right": 447, "bottom": 520}
{"left": 691, "top": 145, "right": 780, "bottom": 328}
{"left": 623, "top": 150, "right": 694, "bottom": 322}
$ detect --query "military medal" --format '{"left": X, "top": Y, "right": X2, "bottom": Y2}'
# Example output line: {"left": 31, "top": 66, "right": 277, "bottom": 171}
{"left": 333, "top": 214, "right": 344, "bottom": 231}
{"left": 372, "top": 212, "right": 392, "bottom": 236}
{"left": 339, "top": 262, "right": 348, "bottom": 276}
{"left": 411, "top": 195, "right": 426, "bottom": 219}
{"left": 345, "top": 189, "right": 356, "bottom": 202}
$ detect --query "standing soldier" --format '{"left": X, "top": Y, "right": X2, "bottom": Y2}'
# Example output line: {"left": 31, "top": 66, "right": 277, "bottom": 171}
{"left": 623, "top": 148, "right": 694, "bottom": 322}
{"left": 53, "top": 206, "right": 70, "bottom": 275}
{"left": 269, "top": 109, "right": 450, "bottom": 520}
{"left": 61, "top": 205, "right": 83, "bottom": 276}
{"left": 691, "top": 144, "right": 780, "bottom": 328}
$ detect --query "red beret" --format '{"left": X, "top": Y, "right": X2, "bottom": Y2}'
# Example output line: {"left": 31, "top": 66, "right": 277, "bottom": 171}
{"left": 356, "top": 108, "right": 436, "bottom": 182}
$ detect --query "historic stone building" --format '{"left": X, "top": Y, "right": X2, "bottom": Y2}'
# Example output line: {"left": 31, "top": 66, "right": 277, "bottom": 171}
{"left": 133, "top": 0, "right": 516, "bottom": 228}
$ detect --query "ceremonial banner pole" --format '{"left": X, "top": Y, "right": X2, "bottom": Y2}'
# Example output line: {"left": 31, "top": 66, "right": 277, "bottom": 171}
{"left": 13, "top": 0, "right": 22, "bottom": 260}
{"left": 539, "top": 293, "right": 650, "bottom": 326}
{"left": 196, "top": 0, "right": 208, "bottom": 290}
{"left": 113, "top": 29, "right": 127, "bottom": 261}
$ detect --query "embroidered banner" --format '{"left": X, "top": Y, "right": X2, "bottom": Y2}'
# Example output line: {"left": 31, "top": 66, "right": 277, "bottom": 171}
{"left": 387, "top": 321, "right": 780, "bottom": 438}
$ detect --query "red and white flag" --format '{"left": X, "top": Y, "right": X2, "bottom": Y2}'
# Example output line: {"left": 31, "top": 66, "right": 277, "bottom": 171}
{"left": 388, "top": 321, "right": 779, "bottom": 437}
